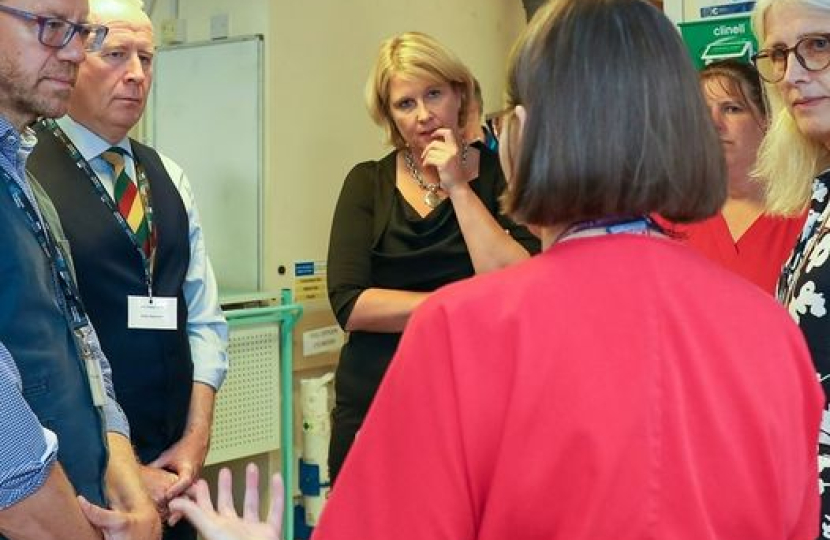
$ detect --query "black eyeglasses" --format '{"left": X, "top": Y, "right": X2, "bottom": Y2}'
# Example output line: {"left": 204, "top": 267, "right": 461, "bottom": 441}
{"left": 0, "top": 4, "right": 108, "bottom": 51}
{"left": 752, "top": 34, "right": 830, "bottom": 83}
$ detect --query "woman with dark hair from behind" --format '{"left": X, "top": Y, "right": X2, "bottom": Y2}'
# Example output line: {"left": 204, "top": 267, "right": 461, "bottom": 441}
{"left": 312, "top": 0, "right": 822, "bottom": 538}
{"left": 659, "top": 59, "right": 806, "bottom": 293}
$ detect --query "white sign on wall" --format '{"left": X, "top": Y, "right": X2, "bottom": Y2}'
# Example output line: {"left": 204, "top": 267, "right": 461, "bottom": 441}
{"left": 302, "top": 325, "right": 345, "bottom": 357}
{"left": 696, "top": 0, "right": 754, "bottom": 18}
{"left": 675, "top": 0, "right": 755, "bottom": 22}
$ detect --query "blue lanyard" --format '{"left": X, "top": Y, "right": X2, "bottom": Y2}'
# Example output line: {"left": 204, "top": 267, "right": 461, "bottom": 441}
{"left": 37, "top": 119, "right": 157, "bottom": 295}
{"left": 0, "top": 165, "right": 90, "bottom": 329}
{"left": 558, "top": 216, "right": 660, "bottom": 242}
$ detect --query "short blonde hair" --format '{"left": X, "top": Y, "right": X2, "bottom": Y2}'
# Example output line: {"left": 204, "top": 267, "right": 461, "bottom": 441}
{"left": 752, "top": 0, "right": 830, "bottom": 216}
{"left": 365, "top": 32, "right": 474, "bottom": 149}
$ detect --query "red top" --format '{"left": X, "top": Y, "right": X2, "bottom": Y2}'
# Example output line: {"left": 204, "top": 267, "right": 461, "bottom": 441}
{"left": 314, "top": 235, "right": 822, "bottom": 540}
{"left": 660, "top": 212, "right": 805, "bottom": 294}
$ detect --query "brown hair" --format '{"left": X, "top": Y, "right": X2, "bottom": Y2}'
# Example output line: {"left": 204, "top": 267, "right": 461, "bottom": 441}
{"left": 700, "top": 60, "right": 766, "bottom": 128}
{"left": 502, "top": 0, "right": 726, "bottom": 226}
{"left": 365, "top": 32, "right": 474, "bottom": 149}
{"left": 472, "top": 78, "right": 483, "bottom": 116}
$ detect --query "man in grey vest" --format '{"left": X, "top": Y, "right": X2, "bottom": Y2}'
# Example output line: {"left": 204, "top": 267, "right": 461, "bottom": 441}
{"left": 27, "top": 1, "right": 229, "bottom": 538}
{"left": 0, "top": 0, "right": 161, "bottom": 538}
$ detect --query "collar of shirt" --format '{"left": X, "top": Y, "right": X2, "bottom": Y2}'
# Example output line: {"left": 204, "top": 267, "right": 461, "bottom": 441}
{"left": 56, "top": 116, "right": 135, "bottom": 197}
{"left": 19, "top": 128, "right": 37, "bottom": 165}
{"left": 0, "top": 115, "right": 40, "bottom": 206}
{"left": 0, "top": 115, "right": 34, "bottom": 182}
{"left": 0, "top": 115, "right": 20, "bottom": 166}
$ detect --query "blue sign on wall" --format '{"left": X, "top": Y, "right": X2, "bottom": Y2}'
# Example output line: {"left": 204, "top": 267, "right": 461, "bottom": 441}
{"left": 295, "top": 261, "right": 316, "bottom": 277}
{"left": 701, "top": 2, "right": 755, "bottom": 18}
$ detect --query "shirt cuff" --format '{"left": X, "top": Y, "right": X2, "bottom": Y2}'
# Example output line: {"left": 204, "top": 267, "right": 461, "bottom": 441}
{"left": 0, "top": 429, "right": 58, "bottom": 510}
{"left": 190, "top": 332, "right": 228, "bottom": 391}
{"left": 103, "top": 396, "right": 131, "bottom": 438}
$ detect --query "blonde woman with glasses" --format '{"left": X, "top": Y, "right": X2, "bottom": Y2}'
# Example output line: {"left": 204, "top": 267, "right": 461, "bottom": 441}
{"left": 752, "top": 0, "right": 830, "bottom": 534}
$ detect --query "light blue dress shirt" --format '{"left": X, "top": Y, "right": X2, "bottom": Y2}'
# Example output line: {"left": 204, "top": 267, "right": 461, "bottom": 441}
{"left": 0, "top": 341, "right": 58, "bottom": 509}
{"left": 55, "top": 116, "right": 229, "bottom": 390}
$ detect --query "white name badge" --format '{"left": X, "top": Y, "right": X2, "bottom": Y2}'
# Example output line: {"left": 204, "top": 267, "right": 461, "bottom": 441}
{"left": 128, "top": 296, "right": 178, "bottom": 330}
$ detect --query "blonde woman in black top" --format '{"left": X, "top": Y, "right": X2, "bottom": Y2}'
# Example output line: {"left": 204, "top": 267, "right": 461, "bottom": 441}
{"left": 326, "top": 31, "right": 540, "bottom": 482}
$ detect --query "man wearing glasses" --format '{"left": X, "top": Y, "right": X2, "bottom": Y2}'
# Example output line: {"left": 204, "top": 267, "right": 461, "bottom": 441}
{"left": 27, "top": 1, "right": 229, "bottom": 538}
{"left": 0, "top": 0, "right": 160, "bottom": 539}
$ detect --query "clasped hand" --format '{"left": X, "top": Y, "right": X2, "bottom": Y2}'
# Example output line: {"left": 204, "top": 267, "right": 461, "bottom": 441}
{"left": 77, "top": 494, "right": 162, "bottom": 540}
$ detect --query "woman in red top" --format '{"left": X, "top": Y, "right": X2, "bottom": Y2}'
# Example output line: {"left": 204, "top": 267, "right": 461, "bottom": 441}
{"left": 661, "top": 60, "right": 805, "bottom": 293}
{"left": 309, "top": 1, "right": 823, "bottom": 538}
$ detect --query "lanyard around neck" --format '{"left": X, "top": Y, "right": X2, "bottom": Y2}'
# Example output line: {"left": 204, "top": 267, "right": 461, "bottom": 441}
{"left": 38, "top": 119, "right": 158, "bottom": 295}
{"left": 556, "top": 216, "right": 661, "bottom": 244}
{"left": 0, "top": 165, "right": 90, "bottom": 329}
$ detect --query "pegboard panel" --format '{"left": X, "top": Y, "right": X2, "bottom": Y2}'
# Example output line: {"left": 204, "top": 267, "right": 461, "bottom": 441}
{"left": 206, "top": 321, "right": 281, "bottom": 465}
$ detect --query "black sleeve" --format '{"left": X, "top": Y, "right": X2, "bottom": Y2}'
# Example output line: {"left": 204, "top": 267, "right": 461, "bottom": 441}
{"left": 497, "top": 210, "right": 541, "bottom": 255}
{"left": 327, "top": 161, "right": 379, "bottom": 329}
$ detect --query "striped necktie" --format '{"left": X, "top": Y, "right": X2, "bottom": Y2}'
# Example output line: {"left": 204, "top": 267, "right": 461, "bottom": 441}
{"left": 100, "top": 147, "right": 151, "bottom": 257}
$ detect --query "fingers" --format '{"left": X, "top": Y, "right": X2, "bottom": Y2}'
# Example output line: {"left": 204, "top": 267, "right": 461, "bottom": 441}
{"left": 215, "top": 467, "right": 236, "bottom": 515}
{"left": 166, "top": 508, "right": 184, "bottom": 527}
{"left": 421, "top": 129, "right": 458, "bottom": 162}
{"left": 147, "top": 450, "right": 171, "bottom": 469}
{"left": 420, "top": 130, "right": 470, "bottom": 187}
{"left": 167, "top": 497, "right": 214, "bottom": 536}
{"left": 242, "top": 463, "right": 261, "bottom": 522}
{"left": 166, "top": 497, "right": 193, "bottom": 518}
{"left": 267, "top": 473, "right": 285, "bottom": 535}
{"left": 167, "top": 479, "right": 210, "bottom": 528}
{"left": 164, "top": 464, "right": 195, "bottom": 501}
{"left": 189, "top": 478, "right": 215, "bottom": 510}
{"left": 140, "top": 465, "right": 179, "bottom": 517}
{"left": 168, "top": 466, "right": 284, "bottom": 538}
{"left": 77, "top": 495, "right": 127, "bottom": 529}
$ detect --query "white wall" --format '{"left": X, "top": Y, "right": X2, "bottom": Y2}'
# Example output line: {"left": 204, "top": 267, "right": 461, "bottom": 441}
{"left": 150, "top": 0, "right": 269, "bottom": 40}
{"left": 149, "top": 0, "right": 526, "bottom": 292}
{"left": 663, "top": 0, "right": 685, "bottom": 23}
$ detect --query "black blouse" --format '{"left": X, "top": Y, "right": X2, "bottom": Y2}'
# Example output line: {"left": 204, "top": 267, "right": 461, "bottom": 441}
{"left": 327, "top": 147, "right": 540, "bottom": 409}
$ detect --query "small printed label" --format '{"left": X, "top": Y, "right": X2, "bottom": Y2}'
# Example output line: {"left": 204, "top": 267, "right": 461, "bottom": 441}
{"left": 293, "top": 261, "right": 328, "bottom": 302}
{"left": 303, "top": 325, "right": 345, "bottom": 357}
{"left": 127, "top": 296, "right": 178, "bottom": 330}
{"left": 701, "top": 2, "right": 755, "bottom": 18}
{"left": 295, "top": 261, "right": 316, "bottom": 277}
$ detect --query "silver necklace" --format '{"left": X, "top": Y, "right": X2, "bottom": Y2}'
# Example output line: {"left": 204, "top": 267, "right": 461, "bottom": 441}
{"left": 403, "top": 142, "right": 468, "bottom": 209}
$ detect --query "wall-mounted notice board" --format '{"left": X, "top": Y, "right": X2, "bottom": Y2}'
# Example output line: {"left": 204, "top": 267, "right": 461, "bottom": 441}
{"left": 149, "top": 35, "right": 264, "bottom": 292}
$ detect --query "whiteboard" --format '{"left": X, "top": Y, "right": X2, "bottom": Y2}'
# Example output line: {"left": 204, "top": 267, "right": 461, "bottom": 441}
{"left": 148, "top": 35, "right": 263, "bottom": 292}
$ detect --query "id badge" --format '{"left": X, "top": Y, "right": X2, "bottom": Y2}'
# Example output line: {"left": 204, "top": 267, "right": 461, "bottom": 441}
{"left": 75, "top": 326, "right": 106, "bottom": 407}
{"left": 85, "top": 355, "right": 107, "bottom": 407}
{"left": 127, "top": 296, "right": 178, "bottom": 330}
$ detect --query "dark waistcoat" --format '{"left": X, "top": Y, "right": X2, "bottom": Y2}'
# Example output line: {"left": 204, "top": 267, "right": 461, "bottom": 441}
{"left": 0, "top": 171, "right": 109, "bottom": 512}
{"left": 29, "top": 132, "right": 193, "bottom": 464}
